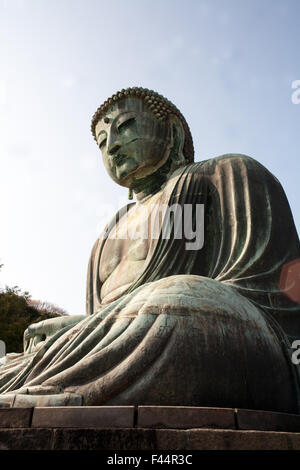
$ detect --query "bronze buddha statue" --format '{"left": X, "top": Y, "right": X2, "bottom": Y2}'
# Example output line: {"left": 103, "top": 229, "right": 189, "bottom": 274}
{"left": 0, "top": 87, "right": 299, "bottom": 412}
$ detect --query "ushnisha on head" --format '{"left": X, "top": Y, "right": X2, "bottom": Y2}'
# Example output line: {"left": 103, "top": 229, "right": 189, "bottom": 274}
{"left": 91, "top": 87, "right": 194, "bottom": 164}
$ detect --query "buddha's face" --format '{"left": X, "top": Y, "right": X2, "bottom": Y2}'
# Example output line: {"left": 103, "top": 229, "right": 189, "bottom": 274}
{"left": 95, "top": 97, "right": 173, "bottom": 187}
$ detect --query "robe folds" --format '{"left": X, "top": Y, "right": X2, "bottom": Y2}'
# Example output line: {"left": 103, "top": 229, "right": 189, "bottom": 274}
{"left": 1, "top": 154, "right": 300, "bottom": 412}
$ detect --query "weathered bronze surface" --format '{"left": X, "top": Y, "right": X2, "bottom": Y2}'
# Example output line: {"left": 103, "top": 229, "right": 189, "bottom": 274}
{"left": 0, "top": 87, "right": 299, "bottom": 411}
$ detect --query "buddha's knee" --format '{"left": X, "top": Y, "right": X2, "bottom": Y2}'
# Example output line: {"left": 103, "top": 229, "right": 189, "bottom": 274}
{"left": 127, "top": 274, "right": 260, "bottom": 319}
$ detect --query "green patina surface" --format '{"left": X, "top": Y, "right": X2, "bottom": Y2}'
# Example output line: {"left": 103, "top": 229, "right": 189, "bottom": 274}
{"left": 0, "top": 87, "right": 299, "bottom": 410}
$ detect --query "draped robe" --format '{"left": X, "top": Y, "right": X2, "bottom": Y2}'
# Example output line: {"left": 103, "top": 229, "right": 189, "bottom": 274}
{"left": 1, "top": 154, "right": 300, "bottom": 412}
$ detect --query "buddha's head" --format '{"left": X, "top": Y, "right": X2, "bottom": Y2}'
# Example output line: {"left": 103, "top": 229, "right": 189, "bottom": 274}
{"left": 91, "top": 87, "right": 194, "bottom": 189}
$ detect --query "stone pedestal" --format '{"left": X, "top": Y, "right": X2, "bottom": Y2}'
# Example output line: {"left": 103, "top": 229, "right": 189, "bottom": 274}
{"left": 1, "top": 406, "right": 300, "bottom": 450}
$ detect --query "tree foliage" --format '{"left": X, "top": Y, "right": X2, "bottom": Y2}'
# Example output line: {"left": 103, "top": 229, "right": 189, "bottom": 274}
{"left": 0, "top": 264, "right": 68, "bottom": 353}
{"left": 27, "top": 299, "right": 68, "bottom": 317}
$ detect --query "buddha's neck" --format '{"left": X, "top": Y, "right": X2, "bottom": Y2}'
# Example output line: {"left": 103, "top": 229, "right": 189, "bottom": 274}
{"left": 132, "top": 156, "right": 178, "bottom": 204}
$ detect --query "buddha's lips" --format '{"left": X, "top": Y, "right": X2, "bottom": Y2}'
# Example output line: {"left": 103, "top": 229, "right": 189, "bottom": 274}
{"left": 111, "top": 139, "right": 139, "bottom": 166}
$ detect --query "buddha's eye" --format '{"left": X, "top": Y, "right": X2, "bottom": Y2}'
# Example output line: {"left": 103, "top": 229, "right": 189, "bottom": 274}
{"left": 99, "top": 138, "right": 107, "bottom": 149}
{"left": 118, "top": 117, "right": 135, "bottom": 133}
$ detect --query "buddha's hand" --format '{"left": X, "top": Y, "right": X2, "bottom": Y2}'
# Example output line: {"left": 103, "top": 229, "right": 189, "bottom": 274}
{"left": 23, "top": 315, "right": 86, "bottom": 354}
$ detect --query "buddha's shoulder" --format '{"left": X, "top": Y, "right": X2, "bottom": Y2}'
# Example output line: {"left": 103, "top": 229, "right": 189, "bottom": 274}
{"left": 184, "top": 153, "right": 279, "bottom": 182}
{"left": 185, "top": 153, "right": 266, "bottom": 171}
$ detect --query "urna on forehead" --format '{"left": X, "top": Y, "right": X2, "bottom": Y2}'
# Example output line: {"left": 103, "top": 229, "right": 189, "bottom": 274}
{"left": 91, "top": 86, "right": 195, "bottom": 163}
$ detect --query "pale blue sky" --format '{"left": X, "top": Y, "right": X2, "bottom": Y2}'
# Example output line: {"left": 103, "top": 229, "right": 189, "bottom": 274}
{"left": 0, "top": 0, "right": 299, "bottom": 314}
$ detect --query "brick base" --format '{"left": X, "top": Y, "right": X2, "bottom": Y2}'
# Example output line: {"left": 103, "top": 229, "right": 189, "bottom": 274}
{"left": 1, "top": 406, "right": 300, "bottom": 450}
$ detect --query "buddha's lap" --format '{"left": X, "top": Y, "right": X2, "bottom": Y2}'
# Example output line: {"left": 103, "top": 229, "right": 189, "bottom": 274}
{"left": 0, "top": 275, "right": 290, "bottom": 374}
{"left": 61, "top": 274, "right": 295, "bottom": 410}
{"left": 0, "top": 274, "right": 297, "bottom": 410}
{"left": 109, "top": 274, "right": 292, "bottom": 380}
{"left": 96, "top": 274, "right": 296, "bottom": 410}
{"left": 124, "top": 275, "right": 292, "bottom": 370}
{"left": 117, "top": 274, "right": 271, "bottom": 328}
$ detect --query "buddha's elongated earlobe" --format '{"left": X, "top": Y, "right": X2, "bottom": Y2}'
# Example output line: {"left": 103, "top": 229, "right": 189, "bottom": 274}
{"left": 169, "top": 115, "right": 186, "bottom": 166}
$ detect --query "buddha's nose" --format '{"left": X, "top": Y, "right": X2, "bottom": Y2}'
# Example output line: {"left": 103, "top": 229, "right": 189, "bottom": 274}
{"left": 107, "top": 132, "right": 121, "bottom": 155}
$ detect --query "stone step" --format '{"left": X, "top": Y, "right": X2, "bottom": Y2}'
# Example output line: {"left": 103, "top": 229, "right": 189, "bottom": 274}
{"left": 1, "top": 406, "right": 300, "bottom": 432}
{"left": 1, "top": 427, "right": 300, "bottom": 450}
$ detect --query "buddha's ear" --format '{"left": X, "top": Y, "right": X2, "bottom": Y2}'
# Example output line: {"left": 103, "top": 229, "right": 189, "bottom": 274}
{"left": 169, "top": 114, "right": 186, "bottom": 166}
